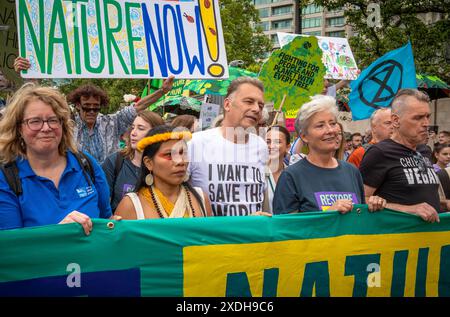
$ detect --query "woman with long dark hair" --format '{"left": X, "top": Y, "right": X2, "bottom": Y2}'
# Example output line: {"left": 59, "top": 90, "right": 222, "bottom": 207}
{"left": 115, "top": 125, "right": 212, "bottom": 219}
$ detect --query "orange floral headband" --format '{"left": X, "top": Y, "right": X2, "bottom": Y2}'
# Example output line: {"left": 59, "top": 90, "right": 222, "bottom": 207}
{"left": 136, "top": 131, "right": 192, "bottom": 152}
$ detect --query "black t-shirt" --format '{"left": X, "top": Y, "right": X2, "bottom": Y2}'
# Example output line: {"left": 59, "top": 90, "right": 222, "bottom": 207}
{"left": 417, "top": 144, "right": 433, "bottom": 161}
{"left": 360, "top": 139, "right": 440, "bottom": 212}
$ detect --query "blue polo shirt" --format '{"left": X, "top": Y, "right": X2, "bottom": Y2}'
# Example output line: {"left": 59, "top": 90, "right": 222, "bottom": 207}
{"left": 0, "top": 151, "right": 112, "bottom": 230}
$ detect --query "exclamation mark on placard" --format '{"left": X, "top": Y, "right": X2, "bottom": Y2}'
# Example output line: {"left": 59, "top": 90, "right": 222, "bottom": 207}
{"left": 198, "top": 0, "right": 224, "bottom": 77}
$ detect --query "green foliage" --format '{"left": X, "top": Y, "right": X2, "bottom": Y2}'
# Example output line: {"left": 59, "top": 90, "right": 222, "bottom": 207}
{"left": 219, "top": 0, "right": 273, "bottom": 66}
{"left": 185, "top": 66, "right": 258, "bottom": 96}
{"left": 312, "top": 0, "right": 450, "bottom": 83}
{"left": 245, "top": 63, "right": 263, "bottom": 74}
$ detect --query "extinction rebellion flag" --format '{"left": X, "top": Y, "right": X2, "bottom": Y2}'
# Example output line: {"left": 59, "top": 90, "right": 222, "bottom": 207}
{"left": 349, "top": 42, "right": 417, "bottom": 120}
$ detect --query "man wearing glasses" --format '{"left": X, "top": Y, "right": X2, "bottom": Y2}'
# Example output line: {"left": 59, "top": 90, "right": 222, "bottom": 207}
{"left": 14, "top": 56, "right": 174, "bottom": 164}
{"left": 66, "top": 79, "right": 173, "bottom": 164}
{"left": 360, "top": 89, "right": 442, "bottom": 223}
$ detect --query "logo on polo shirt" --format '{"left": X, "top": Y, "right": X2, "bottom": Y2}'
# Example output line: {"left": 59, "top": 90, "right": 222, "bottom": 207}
{"left": 76, "top": 186, "right": 94, "bottom": 198}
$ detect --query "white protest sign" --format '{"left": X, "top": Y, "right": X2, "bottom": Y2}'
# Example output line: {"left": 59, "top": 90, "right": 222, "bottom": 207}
{"left": 17, "top": 0, "right": 228, "bottom": 79}
{"left": 199, "top": 102, "right": 220, "bottom": 129}
{"left": 277, "top": 32, "right": 359, "bottom": 80}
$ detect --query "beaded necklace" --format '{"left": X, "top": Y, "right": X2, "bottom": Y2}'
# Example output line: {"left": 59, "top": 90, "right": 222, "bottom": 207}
{"left": 147, "top": 184, "right": 196, "bottom": 218}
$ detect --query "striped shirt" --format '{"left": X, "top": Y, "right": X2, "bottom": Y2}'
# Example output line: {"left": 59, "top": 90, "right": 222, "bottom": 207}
{"left": 73, "top": 104, "right": 137, "bottom": 164}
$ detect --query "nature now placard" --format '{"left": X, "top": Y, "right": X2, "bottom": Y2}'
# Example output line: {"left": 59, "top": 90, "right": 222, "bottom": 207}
{"left": 16, "top": 0, "right": 228, "bottom": 79}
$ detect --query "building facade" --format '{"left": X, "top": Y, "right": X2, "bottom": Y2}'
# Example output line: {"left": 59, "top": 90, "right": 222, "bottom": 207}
{"left": 254, "top": 1, "right": 353, "bottom": 49}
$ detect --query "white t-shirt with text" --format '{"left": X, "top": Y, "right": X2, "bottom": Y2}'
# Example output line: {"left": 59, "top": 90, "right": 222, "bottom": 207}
{"left": 188, "top": 128, "right": 268, "bottom": 216}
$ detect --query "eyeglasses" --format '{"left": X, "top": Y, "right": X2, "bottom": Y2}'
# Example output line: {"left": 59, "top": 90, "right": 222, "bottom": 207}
{"left": 81, "top": 107, "right": 101, "bottom": 113}
{"left": 412, "top": 151, "right": 428, "bottom": 174}
{"left": 22, "top": 117, "right": 61, "bottom": 131}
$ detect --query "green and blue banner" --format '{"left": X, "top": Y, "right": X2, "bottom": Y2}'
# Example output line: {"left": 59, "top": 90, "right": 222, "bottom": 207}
{"left": 1, "top": 206, "right": 449, "bottom": 297}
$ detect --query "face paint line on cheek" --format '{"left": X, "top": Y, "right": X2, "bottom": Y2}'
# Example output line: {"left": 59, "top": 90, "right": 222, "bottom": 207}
{"left": 157, "top": 153, "right": 172, "bottom": 160}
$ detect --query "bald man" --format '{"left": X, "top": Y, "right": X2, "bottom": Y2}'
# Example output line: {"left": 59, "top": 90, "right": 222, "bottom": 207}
{"left": 347, "top": 108, "right": 393, "bottom": 168}
{"left": 360, "top": 89, "right": 441, "bottom": 223}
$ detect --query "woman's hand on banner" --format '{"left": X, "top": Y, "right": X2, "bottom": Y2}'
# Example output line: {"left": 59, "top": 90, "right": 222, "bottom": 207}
{"left": 59, "top": 210, "right": 93, "bottom": 235}
{"left": 329, "top": 199, "right": 353, "bottom": 214}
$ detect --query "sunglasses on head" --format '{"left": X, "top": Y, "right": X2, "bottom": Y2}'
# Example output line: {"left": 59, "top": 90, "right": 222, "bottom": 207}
{"left": 81, "top": 107, "right": 101, "bottom": 113}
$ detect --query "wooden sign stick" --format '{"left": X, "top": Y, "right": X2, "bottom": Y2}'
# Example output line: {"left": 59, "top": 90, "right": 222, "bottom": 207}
{"left": 271, "top": 94, "right": 286, "bottom": 127}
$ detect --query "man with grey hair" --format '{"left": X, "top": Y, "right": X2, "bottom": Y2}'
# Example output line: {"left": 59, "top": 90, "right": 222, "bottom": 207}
{"left": 348, "top": 107, "right": 393, "bottom": 168}
{"left": 360, "top": 89, "right": 442, "bottom": 222}
{"left": 188, "top": 77, "right": 269, "bottom": 216}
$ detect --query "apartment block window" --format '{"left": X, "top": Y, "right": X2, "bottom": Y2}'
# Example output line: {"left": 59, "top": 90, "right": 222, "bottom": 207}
{"left": 272, "top": 5, "right": 292, "bottom": 16}
{"left": 272, "top": 19, "right": 293, "bottom": 29}
{"left": 256, "top": 21, "right": 270, "bottom": 31}
{"left": 254, "top": 0, "right": 271, "bottom": 6}
{"left": 304, "top": 31, "right": 322, "bottom": 36}
{"left": 302, "top": 4, "right": 322, "bottom": 15}
{"left": 326, "top": 31, "right": 345, "bottom": 37}
{"left": 328, "top": 7, "right": 344, "bottom": 14}
{"left": 302, "top": 17, "right": 321, "bottom": 29}
{"left": 258, "top": 8, "right": 270, "bottom": 18}
{"left": 327, "top": 17, "right": 345, "bottom": 27}
{"left": 271, "top": 34, "right": 279, "bottom": 44}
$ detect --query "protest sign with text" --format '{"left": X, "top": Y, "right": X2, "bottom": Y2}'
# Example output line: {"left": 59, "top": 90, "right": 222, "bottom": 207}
{"left": 277, "top": 32, "right": 359, "bottom": 80}
{"left": 259, "top": 36, "right": 325, "bottom": 130}
{"left": 16, "top": 0, "right": 228, "bottom": 79}
{"left": 0, "top": 0, "right": 23, "bottom": 88}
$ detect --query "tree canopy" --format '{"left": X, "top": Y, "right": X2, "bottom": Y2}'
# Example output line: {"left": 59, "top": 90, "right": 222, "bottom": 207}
{"left": 311, "top": 0, "right": 450, "bottom": 82}
{"left": 219, "top": 0, "right": 272, "bottom": 67}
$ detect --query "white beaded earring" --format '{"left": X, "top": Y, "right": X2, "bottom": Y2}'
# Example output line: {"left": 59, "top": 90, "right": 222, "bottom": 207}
{"left": 145, "top": 173, "right": 154, "bottom": 186}
{"left": 183, "top": 172, "right": 190, "bottom": 183}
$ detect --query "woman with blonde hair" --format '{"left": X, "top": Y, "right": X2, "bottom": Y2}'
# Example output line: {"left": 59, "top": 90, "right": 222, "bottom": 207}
{"left": 0, "top": 83, "right": 114, "bottom": 233}
{"left": 102, "top": 111, "right": 164, "bottom": 212}
{"left": 115, "top": 125, "right": 212, "bottom": 219}
{"left": 273, "top": 95, "right": 386, "bottom": 214}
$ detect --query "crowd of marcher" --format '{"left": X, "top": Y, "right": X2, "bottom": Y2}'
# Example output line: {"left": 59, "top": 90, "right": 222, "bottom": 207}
{"left": 0, "top": 57, "right": 449, "bottom": 234}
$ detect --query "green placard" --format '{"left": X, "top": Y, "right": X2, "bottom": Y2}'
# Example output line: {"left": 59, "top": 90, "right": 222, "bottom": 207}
{"left": 0, "top": 0, "right": 23, "bottom": 89}
{"left": 259, "top": 36, "right": 325, "bottom": 118}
